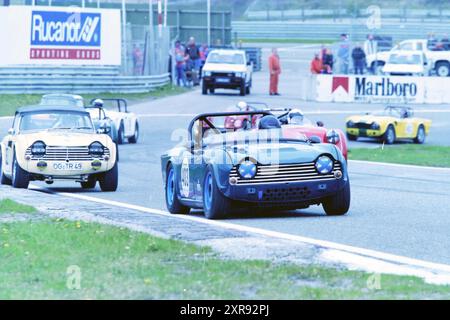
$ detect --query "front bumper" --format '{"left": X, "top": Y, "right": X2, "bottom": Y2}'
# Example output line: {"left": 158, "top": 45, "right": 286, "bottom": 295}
{"left": 347, "top": 128, "right": 384, "bottom": 138}
{"left": 203, "top": 76, "right": 245, "bottom": 89}
{"left": 23, "top": 159, "right": 112, "bottom": 178}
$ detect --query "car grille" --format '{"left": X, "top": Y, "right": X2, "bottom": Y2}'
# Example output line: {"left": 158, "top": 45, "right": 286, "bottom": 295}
{"left": 26, "top": 146, "right": 110, "bottom": 161}
{"left": 230, "top": 161, "right": 342, "bottom": 185}
{"left": 211, "top": 72, "right": 234, "bottom": 78}
{"left": 353, "top": 122, "right": 373, "bottom": 129}
{"left": 261, "top": 186, "right": 312, "bottom": 202}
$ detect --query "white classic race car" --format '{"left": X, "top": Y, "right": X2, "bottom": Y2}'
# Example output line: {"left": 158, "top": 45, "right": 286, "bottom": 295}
{"left": 40, "top": 94, "right": 139, "bottom": 145}
{"left": 0, "top": 105, "right": 118, "bottom": 191}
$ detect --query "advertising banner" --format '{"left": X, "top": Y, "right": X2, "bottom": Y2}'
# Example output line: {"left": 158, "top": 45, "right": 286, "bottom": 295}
{"left": 0, "top": 5, "right": 121, "bottom": 66}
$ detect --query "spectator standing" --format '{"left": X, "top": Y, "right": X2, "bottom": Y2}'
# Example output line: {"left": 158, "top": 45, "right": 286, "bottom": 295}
{"left": 268, "top": 48, "right": 281, "bottom": 96}
{"left": 185, "top": 37, "right": 200, "bottom": 85}
{"left": 364, "top": 34, "right": 378, "bottom": 56}
{"left": 322, "top": 48, "right": 334, "bottom": 74}
{"left": 132, "top": 44, "right": 143, "bottom": 76}
{"left": 174, "top": 40, "right": 187, "bottom": 87}
{"left": 351, "top": 44, "right": 366, "bottom": 75}
{"left": 310, "top": 53, "right": 323, "bottom": 74}
{"left": 337, "top": 34, "right": 351, "bottom": 74}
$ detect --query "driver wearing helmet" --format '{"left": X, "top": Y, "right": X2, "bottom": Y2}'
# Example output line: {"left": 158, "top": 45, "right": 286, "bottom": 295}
{"left": 287, "top": 109, "right": 305, "bottom": 125}
{"left": 93, "top": 99, "right": 104, "bottom": 108}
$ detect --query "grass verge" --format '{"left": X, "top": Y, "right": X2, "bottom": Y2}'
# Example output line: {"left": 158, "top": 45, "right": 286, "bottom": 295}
{"left": 0, "top": 199, "right": 37, "bottom": 214}
{"left": 240, "top": 38, "right": 335, "bottom": 44}
{"left": 348, "top": 145, "right": 450, "bottom": 168}
{"left": 0, "top": 85, "right": 189, "bottom": 117}
{"left": 0, "top": 218, "right": 449, "bottom": 299}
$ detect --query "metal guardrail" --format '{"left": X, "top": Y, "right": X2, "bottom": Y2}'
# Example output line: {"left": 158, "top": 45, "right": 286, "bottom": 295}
{"left": 0, "top": 71, "right": 170, "bottom": 94}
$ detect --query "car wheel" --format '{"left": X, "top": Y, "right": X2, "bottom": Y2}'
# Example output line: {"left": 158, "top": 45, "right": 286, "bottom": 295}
{"left": 239, "top": 82, "right": 246, "bottom": 96}
{"left": 209, "top": 87, "right": 215, "bottom": 94}
{"left": 383, "top": 125, "right": 396, "bottom": 145}
{"left": 0, "top": 149, "right": 11, "bottom": 185}
{"left": 117, "top": 122, "right": 125, "bottom": 145}
{"left": 11, "top": 152, "right": 29, "bottom": 189}
{"left": 165, "top": 164, "right": 190, "bottom": 214}
{"left": 346, "top": 133, "right": 357, "bottom": 141}
{"left": 414, "top": 125, "right": 426, "bottom": 144}
{"left": 99, "top": 163, "right": 118, "bottom": 192}
{"left": 81, "top": 176, "right": 97, "bottom": 189}
{"left": 245, "top": 84, "right": 251, "bottom": 95}
{"left": 203, "top": 166, "right": 232, "bottom": 219}
{"left": 323, "top": 181, "right": 350, "bottom": 216}
{"left": 435, "top": 62, "right": 450, "bottom": 77}
{"left": 202, "top": 82, "right": 208, "bottom": 95}
{"left": 128, "top": 122, "right": 139, "bottom": 144}
{"left": 372, "top": 61, "right": 384, "bottom": 75}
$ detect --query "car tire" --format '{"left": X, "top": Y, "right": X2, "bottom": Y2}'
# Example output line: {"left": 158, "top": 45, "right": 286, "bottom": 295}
{"left": 203, "top": 166, "right": 232, "bottom": 220}
{"left": 99, "top": 163, "right": 118, "bottom": 192}
{"left": 202, "top": 82, "right": 208, "bottom": 95}
{"left": 346, "top": 133, "right": 357, "bottom": 141}
{"left": 128, "top": 122, "right": 139, "bottom": 144}
{"left": 117, "top": 122, "right": 125, "bottom": 145}
{"left": 209, "top": 87, "right": 215, "bottom": 94}
{"left": 414, "top": 125, "right": 426, "bottom": 144}
{"left": 323, "top": 181, "right": 351, "bottom": 216}
{"left": 435, "top": 62, "right": 450, "bottom": 77}
{"left": 165, "top": 163, "right": 190, "bottom": 215}
{"left": 81, "top": 176, "right": 97, "bottom": 189}
{"left": 239, "top": 82, "right": 246, "bottom": 96}
{"left": 246, "top": 84, "right": 251, "bottom": 95}
{"left": 383, "top": 125, "right": 396, "bottom": 145}
{"left": 11, "top": 152, "right": 29, "bottom": 189}
{"left": 0, "top": 149, "right": 11, "bottom": 185}
{"left": 371, "top": 61, "right": 384, "bottom": 75}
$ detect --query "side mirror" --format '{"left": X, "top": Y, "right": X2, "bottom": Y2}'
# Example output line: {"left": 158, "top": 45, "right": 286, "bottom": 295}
{"left": 310, "top": 136, "right": 322, "bottom": 144}
{"left": 316, "top": 121, "right": 324, "bottom": 127}
{"left": 246, "top": 61, "right": 252, "bottom": 66}
{"left": 7, "top": 128, "right": 14, "bottom": 135}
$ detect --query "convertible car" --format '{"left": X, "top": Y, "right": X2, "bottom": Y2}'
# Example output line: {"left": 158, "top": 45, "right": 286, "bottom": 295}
{"left": 0, "top": 105, "right": 118, "bottom": 191}
{"left": 346, "top": 106, "right": 432, "bottom": 144}
{"left": 161, "top": 111, "right": 350, "bottom": 219}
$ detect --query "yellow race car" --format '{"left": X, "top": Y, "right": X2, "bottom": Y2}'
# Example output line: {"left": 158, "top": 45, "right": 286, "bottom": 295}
{"left": 346, "top": 106, "right": 432, "bottom": 144}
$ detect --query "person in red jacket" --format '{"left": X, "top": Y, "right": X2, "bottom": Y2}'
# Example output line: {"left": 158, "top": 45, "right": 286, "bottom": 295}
{"left": 268, "top": 48, "right": 281, "bottom": 95}
{"left": 310, "top": 53, "right": 323, "bottom": 74}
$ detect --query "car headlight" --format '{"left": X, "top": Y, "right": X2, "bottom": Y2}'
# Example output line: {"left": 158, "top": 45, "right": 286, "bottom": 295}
{"left": 237, "top": 159, "right": 257, "bottom": 179}
{"left": 326, "top": 130, "right": 340, "bottom": 144}
{"left": 31, "top": 141, "right": 46, "bottom": 157}
{"left": 371, "top": 122, "right": 380, "bottom": 130}
{"left": 89, "top": 142, "right": 105, "bottom": 157}
{"left": 203, "top": 71, "right": 212, "bottom": 77}
{"left": 315, "top": 155, "right": 334, "bottom": 174}
{"left": 235, "top": 72, "right": 246, "bottom": 78}
{"left": 346, "top": 120, "right": 356, "bottom": 128}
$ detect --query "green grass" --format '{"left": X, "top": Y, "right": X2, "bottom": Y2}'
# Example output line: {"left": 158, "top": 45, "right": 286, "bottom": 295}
{"left": 349, "top": 145, "right": 450, "bottom": 168}
{"left": 0, "top": 85, "right": 189, "bottom": 117}
{"left": 0, "top": 219, "right": 449, "bottom": 299}
{"left": 0, "top": 199, "right": 37, "bottom": 214}
{"left": 240, "top": 38, "right": 335, "bottom": 44}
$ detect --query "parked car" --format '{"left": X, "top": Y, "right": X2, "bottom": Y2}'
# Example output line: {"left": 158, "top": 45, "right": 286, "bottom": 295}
{"left": 201, "top": 49, "right": 253, "bottom": 96}
{"left": 161, "top": 111, "right": 350, "bottom": 219}
{"left": 0, "top": 105, "right": 118, "bottom": 191}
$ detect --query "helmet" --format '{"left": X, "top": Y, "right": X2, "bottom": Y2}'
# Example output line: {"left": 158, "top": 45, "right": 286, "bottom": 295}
{"left": 287, "top": 108, "right": 304, "bottom": 124}
{"left": 93, "top": 99, "right": 104, "bottom": 108}
{"left": 258, "top": 115, "right": 281, "bottom": 130}
{"left": 236, "top": 101, "right": 248, "bottom": 111}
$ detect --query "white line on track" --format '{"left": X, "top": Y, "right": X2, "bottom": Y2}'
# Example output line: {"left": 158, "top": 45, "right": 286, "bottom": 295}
{"left": 31, "top": 184, "right": 450, "bottom": 282}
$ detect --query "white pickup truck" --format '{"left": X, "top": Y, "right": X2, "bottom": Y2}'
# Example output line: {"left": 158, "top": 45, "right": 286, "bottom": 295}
{"left": 367, "top": 39, "right": 450, "bottom": 76}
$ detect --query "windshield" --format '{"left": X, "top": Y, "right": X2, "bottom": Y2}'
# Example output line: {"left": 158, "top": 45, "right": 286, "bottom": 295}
{"left": 206, "top": 52, "right": 245, "bottom": 65}
{"left": 372, "top": 108, "right": 403, "bottom": 118}
{"left": 19, "top": 111, "right": 94, "bottom": 132}
{"left": 388, "top": 54, "right": 422, "bottom": 65}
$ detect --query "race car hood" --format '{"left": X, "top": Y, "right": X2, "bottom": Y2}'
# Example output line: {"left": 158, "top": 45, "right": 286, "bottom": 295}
{"left": 346, "top": 114, "right": 396, "bottom": 124}
{"left": 16, "top": 130, "right": 109, "bottom": 148}
{"left": 224, "top": 142, "right": 339, "bottom": 166}
{"left": 202, "top": 63, "right": 247, "bottom": 73}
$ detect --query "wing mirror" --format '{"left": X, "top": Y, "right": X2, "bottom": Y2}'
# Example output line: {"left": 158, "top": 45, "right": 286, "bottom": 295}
{"left": 316, "top": 121, "right": 324, "bottom": 127}
{"left": 7, "top": 128, "right": 14, "bottom": 135}
{"left": 309, "top": 136, "right": 322, "bottom": 144}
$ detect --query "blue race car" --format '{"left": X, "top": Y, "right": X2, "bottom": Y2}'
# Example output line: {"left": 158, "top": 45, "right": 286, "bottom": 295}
{"left": 161, "top": 111, "right": 350, "bottom": 219}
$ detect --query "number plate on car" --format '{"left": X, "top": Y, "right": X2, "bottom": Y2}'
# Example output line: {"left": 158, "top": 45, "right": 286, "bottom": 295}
{"left": 52, "top": 162, "right": 83, "bottom": 171}
{"left": 216, "top": 78, "right": 230, "bottom": 83}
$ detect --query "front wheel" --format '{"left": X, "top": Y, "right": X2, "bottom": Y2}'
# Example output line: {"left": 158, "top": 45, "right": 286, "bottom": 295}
{"left": 81, "top": 176, "right": 97, "bottom": 189}
{"left": 323, "top": 182, "right": 350, "bottom": 216}
{"left": 117, "top": 122, "right": 125, "bottom": 145}
{"left": 12, "top": 153, "right": 29, "bottom": 189}
{"left": 128, "top": 122, "right": 139, "bottom": 144}
{"left": 435, "top": 62, "right": 450, "bottom": 77}
{"left": 203, "top": 166, "right": 232, "bottom": 219}
{"left": 202, "top": 82, "right": 208, "bottom": 95}
{"left": 165, "top": 164, "right": 190, "bottom": 214}
{"left": 99, "top": 164, "right": 118, "bottom": 192}
{"left": 414, "top": 125, "right": 426, "bottom": 144}
{"left": 239, "top": 82, "right": 246, "bottom": 96}
{"left": 383, "top": 125, "right": 396, "bottom": 145}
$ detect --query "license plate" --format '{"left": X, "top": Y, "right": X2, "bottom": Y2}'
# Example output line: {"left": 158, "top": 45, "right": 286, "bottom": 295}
{"left": 52, "top": 162, "right": 83, "bottom": 171}
{"left": 216, "top": 77, "right": 230, "bottom": 83}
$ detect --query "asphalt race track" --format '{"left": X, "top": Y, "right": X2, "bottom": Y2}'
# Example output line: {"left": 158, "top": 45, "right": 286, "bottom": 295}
{"left": 1, "top": 44, "right": 450, "bottom": 265}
